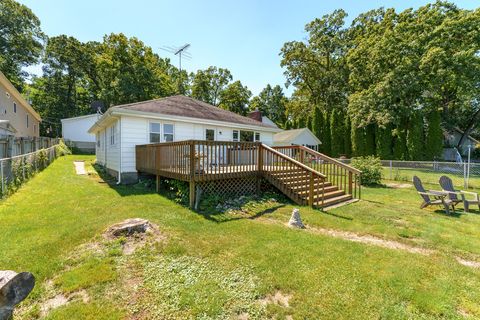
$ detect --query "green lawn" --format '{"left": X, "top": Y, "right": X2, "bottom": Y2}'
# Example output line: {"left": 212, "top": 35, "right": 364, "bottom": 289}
{"left": 2, "top": 155, "right": 480, "bottom": 319}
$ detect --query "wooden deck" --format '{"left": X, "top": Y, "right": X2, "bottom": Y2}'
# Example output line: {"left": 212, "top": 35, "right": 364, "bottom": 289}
{"left": 136, "top": 140, "right": 361, "bottom": 208}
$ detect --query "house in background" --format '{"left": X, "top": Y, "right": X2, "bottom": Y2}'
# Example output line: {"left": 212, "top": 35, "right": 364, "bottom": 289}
{"left": 273, "top": 128, "right": 321, "bottom": 151}
{"left": 0, "top": 71, "right": 41, "bottom": 138}
{"left": 88, "top": 95, "right": 282, "bottom": 183}
{"left": 443, "top": 127, "right": 479, "bottom": 161}
{"left": 61, "top": 114, "right": 100, "bottom": 153}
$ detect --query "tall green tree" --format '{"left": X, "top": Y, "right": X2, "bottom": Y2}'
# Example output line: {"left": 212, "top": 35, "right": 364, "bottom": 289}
{"left": 249, "top": 84, "right": 287, "bottom": 126}
{"left": 330, "top": 108, "right": 345, "bottom": 157}
{"left": 375, "top": 124, "right": 393, "bottom": 159}
{"left": 191, "top": 66, "right": 232, "bottom": 106}
{"left": 424, "top": 111, "right": 444, "bottom": 160}
{"left": 218, "top": 80, "right": 252, "bottom": 115}
{"left": 406, "top": 112, "right": 425, "bottom": 160}
{"left": 0, "top": 0, "right": 45, "bottom": 89}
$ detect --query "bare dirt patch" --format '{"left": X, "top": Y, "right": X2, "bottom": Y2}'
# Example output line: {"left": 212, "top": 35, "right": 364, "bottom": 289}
{"left": 41, "top": 294, "right": 69, "bottom": 315}
{"left": 456, "top": 257, "right": 480, "bottom": 269}
{"left": 307, "top": 226, "right": 434, "bottom": 255}
{"left": 386, "top": 183, "right": 412, "bottom": 189}
{"left": 259, "top": 291, "right": 292, "bottom": 308}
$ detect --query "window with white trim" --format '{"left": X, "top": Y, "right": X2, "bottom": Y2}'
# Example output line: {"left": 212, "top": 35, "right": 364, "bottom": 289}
{"left": 232, "top": 130, "right": 239, "bottom": 142}
{"left": 163, "top": 124, "right": 174, "bottom": 142}
{"left": 149, "top": 122, "right": 161, "bottom": 143}
{"left": 13, "top": 102, "right": 16, "bottom": 113}
{"left": 254, "top": 132, "right": 260, "bottom": 142}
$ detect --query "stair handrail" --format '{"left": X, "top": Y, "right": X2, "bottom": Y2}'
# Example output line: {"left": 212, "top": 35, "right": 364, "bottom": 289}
{"left": 297, "top": 146, "right": 362, "bottom": 174}
{"left": 261, "top": 144, "right": 327, "bottom": 179}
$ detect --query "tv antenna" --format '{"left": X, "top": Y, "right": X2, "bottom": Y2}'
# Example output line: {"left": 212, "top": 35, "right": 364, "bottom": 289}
{"left": 159, "top": 44, "right": 191, "bottom": 72}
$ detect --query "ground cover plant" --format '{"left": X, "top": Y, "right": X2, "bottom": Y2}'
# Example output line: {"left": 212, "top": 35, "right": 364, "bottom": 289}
{"left": 1, "top": 155, "right": 480, "bottom": 319}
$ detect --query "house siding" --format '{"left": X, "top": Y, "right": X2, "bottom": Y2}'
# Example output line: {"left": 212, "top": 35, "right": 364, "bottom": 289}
{"left": 0, "top": 81, "right": 40, "bottom": 138}
{"left": 109, "top": 115, "right": 275, "bottom": 178}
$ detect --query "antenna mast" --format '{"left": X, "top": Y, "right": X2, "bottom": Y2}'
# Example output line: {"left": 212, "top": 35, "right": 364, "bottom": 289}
{"left": 174, "top": 44, "right": 190, "bottom": 73}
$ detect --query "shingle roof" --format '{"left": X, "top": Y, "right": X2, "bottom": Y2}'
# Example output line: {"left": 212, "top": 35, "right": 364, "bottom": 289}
{"left": 274, "top": 128, "right": 321, "bottom": 144}
{"left": 114, "top": 95, "right": 278, "bottom": 129}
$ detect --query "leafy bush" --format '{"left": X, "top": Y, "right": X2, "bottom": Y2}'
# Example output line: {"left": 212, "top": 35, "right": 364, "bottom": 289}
{"left": 55, "top": 139, "right": 72, "bottom": 156}
{"left": 163, "top": 178, "right": 189, "bottom": 204}
{"left": 351, "top": 156, "right": 382, "bottom": 185}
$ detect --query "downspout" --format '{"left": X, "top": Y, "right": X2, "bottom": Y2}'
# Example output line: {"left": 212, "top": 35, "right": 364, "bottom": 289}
{"left": 116, "top": 116, "right": 122, "bottom": 185}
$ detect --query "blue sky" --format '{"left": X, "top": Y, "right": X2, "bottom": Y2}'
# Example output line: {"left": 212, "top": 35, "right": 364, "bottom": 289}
{"left": 18, "top": 0, "right": 478, "bottom": 97}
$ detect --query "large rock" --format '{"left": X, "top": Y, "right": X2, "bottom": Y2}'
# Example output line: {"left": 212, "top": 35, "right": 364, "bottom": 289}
{"left": 0, "top": 271, "right": 35, "bottom": 320}
{"left": 288, "top": 208, "right": 305, "bottom": 229}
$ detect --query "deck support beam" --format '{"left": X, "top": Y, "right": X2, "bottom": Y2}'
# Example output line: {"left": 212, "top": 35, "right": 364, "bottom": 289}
{"left": 189, "top": 180, "right": 196, "bottom": 208}
{"left": 156, "top": 175, "right": 161, "bottom": 193}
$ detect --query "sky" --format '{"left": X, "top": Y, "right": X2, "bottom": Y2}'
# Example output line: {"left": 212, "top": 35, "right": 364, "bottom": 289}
{"left": 18, "top": 0, "right": 478, "bottom": 97}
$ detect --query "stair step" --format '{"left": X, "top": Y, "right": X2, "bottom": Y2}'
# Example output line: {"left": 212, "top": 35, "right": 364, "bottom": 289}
{"left": 284, "top": 180, "right": 331, "bottom": 189}
{"left": 300, "top": 189, "right": 345, "bottom": 201}
{"left": 316, "top": 194, "right": 352, "bottom": 207}
{"left": 297, "top": 185, "right": 339, "bottom": 196}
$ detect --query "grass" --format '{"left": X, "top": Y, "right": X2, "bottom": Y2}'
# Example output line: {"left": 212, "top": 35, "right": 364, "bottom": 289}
{"left": 1, "top": 155, "right": 480, "bottom": 319}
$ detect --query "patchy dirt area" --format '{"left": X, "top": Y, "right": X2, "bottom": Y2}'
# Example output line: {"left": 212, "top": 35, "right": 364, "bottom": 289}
{"left": 456, "top": 257, "right": 480, "bottom": 269}
{"left": 386, "top": 183, "right": 412, "bottom": 189}
{"left": 259, "top": 291, "right": 292, "bottom": 308}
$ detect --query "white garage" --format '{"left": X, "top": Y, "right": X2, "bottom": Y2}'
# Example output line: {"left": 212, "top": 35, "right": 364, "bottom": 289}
{"left": 61, "top": 114, "right": 100, "bottom": 153}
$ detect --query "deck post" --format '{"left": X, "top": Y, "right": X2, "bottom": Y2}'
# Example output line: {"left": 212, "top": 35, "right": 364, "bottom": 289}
{"left": 156, "top": 175, "right": 161, "bottom": 193}
{"left": 189, "top": 181, "right": 195, "bottom": 208}
{"left": 256, "top": 144, "right": 264, "bottom": 192}
{"left": 348, "top": 171, "right": 353, "bottom": 195}
{"left": 309, "top": 172, "right": 314, "bottom": 207}
{"left": 189, "top": 141, "right": 196, "bottom": 208}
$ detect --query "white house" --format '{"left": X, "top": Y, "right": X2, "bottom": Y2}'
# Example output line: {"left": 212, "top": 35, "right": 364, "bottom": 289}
{"left": 273, "top": 128, "right": 321, "bottom": 150}
{"left": 88, "top": 95, "right": 283, "bottom": 183}
{"left": 61, "top": 114, "right": 100, "bottom": 153}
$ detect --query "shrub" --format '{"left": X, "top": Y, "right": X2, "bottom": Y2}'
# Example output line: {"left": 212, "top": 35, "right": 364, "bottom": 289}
{"left": 55, "top": 139, "right": 72, "bottom": 156}
{"left": 351, "top": 156, "right": 382, "bottom": 185}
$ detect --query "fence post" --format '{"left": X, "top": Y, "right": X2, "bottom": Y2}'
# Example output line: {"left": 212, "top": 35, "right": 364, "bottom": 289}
{"left": 464, "top": 161, "right": 467, "bottom": 189}
{"left": 1, "top": 160, "right": 3, "bottom": 196}
{"left": 389, "top": 160, "right": 392, "bottom": 180}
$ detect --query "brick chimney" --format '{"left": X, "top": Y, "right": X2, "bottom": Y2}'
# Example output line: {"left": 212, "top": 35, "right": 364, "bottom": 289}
{"left": 248, "top": 109, "right": 262, "bottom": 122}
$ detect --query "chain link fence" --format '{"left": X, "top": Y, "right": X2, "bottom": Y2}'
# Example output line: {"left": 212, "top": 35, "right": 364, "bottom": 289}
{"left": 339, "top": 159, "right": 480, "bottom": 189}
{"left": 0, "top": 146, "right": 58, "bottom": 197}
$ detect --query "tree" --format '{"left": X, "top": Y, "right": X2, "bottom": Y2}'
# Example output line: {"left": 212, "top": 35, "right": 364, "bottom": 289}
{"left": 375, "top": 124, "right": 393, "bottom": 159}
{"left": 96, "top": 33, "right": 175, "bottom": 107}
{"left": 406, "top": 112, "right": 425, "bottom": 160}
{"left": 218, "top": 80, "right": 252, "bottom": 115}
{"left": 281, "top": 9, "right": 349, "bottom": 116}
{"left": 424, "top": 111, "right": 444, "bottom": 160}
{"left": 249, "top": 84, "right": 287, "bottom": 126}
{"left": 393, "top": 126, "right": 408, "bottom": 160}
{"left": 0, "top": 0, "right": 45, "bottom": 89}
{"left": 191, "top": 66, "right": 232, "bottom": 106}
{"left": 321, "top": 111, "right": 332, "bottom": 155}
{"left": 330, "top": 108, "right": 345, "bottom": 157}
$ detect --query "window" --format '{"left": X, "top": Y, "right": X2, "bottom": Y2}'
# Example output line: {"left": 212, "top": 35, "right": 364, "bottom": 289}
{"left": 13, "top": 102, "right": 16, "bottom": 113}
{"left": 149, "top": 122, "right": 160, "bottom": 143}
{"left": 96, "top": 133, "right": 100, "bottom": 147}
{"left": 232, "top": 130, "right": 239, "bottom": 142}
{"left": 26, "top": 115, "right": 29, "bottom": 128}
{"left": 205, "top": 129, "right": 215, "bottom": 141}
{"left": 240, "top": 130, "right": 254, "bottom": 142}
{"left": 255, "top": 132, "right": 260, "bottom": 142}
{"left": 110, "top": 125, "right": 115, "bottom": 145}
{"left": 163, "top": 124, "right": 174, "bottom": 142}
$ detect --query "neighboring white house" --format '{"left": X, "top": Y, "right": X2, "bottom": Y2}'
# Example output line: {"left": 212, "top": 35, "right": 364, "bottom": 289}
{"left": 443, "top": 127, "right": 479, "bottom": 161}
{"left": 88, "top": 95, "right": 283, "bottom": 183}
{"left": 61, "top": 114, "right": 100, "bottom": 153}
{"left": 273, "top": 128, "right": 321, "bottom": 150}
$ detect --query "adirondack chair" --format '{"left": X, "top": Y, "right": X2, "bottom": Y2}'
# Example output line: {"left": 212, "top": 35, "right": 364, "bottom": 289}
{"left": 413, "top": 176, "right": 454, "bottom": 214}
{"left": 439, "top": 175, "right": 480, "bottom": 212}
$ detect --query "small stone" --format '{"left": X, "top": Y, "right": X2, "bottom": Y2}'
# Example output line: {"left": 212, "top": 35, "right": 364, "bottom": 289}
{"left": 288, "top": 208, "right": 305, "bottom": 229}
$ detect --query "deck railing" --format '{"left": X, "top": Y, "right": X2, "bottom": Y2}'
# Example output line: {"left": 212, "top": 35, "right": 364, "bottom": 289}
{"left": 273, "top": 145, "right": 362, "bottom": 199}
{"left": 136, "top": 140, "right": 262, "bottom": 182}
{"left": 136, "top": 140, "right": 332, "bottom": 207}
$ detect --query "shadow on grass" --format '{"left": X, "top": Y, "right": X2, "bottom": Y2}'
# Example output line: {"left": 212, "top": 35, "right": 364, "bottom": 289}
{"left": 322, "top": 210, "right": 354, "bottom": 221}
{"left": 91, "top": 164, "right": 156, "bottom": 197}
{"left": 198, "top": 204, "right": 287, "bottom": 224}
